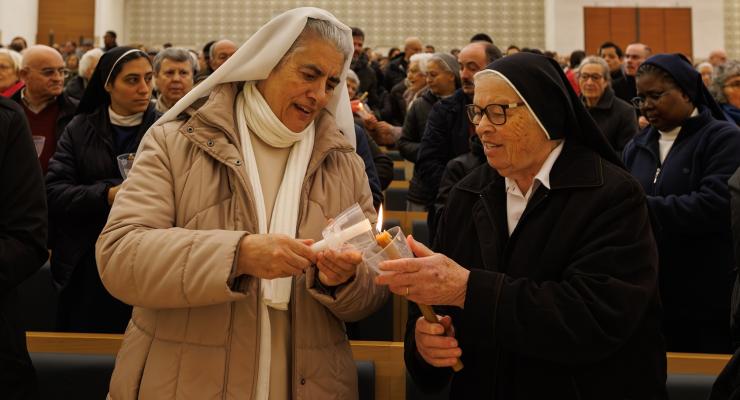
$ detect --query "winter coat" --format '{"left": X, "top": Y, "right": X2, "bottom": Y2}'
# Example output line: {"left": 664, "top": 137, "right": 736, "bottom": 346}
{"left": 95, "top": 82, "right": 388, "bottom": 399}
{"left": 582, "top": 86, "right": 639, "bottom": 153}
{"left": 406, "top": 140, "right": 667, "bottom": 399}
{"left": 383, "top": 52, "right": 408, "bottom": 92}
{"left": 398, "top": 89, "right": 440, "bottom": 205}
{"left": 45, "top": 103, "right": 159, "bottom": 333}
{"left": 0, "top": 97, "right": 47, "bottom": 400}
{"left": 623, "top": 106, "right": 740, "bottom": 348}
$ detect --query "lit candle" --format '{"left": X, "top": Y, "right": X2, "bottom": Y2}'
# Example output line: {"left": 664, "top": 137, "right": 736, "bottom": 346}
{"left": 374, "top": 212, "right": 463, "bottom": 372}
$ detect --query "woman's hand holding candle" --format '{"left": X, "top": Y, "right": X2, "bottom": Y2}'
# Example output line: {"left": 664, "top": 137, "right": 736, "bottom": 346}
{"left": 374, "top": 236, "right": 469, "bottom": 308}
{"left": 316, "top": 248, "right": 363, "bottom": 286}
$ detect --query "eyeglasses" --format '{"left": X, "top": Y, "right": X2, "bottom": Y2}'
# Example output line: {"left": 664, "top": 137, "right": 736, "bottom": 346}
{"left": 578, "top": 73, "right": 604, "bottom": 82}
{"left": 466, "top": 102, "right": 525, "bottom": 125}
{"left": 27, "top": 67, "right": 70, "bottom": 79}
{"left": 630, "top": 90, "right": 674, "bottom": 108}
{"left": 724, "top": 81, "right": 740, "bottom": 90}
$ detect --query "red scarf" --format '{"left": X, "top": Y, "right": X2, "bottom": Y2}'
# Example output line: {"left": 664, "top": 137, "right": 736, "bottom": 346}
{"left": 1, "top": 80, "right": 24, "bottom": 98}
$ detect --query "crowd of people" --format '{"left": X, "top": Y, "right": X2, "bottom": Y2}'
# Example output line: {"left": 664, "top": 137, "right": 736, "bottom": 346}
{"left": 2, "top": 6, "right": 740, "bottom": 399}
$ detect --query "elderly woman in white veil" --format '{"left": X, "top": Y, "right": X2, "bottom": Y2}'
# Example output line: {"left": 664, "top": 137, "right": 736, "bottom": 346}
{"left": 95, "top": 8, "right": 387, "bottom": 399}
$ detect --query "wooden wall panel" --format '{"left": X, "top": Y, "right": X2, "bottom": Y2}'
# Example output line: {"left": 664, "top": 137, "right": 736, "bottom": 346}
{"left": 37, "top": 0, "right": 94, "bottom": 45}
{"left": 584, "top": 7, "right": 693, "bottom": 58}
{"left": 664, "top": 8, "right": 693, "bottom": 58}
{"left": 609, "top": 8, "right": 637, "bottom": 53}
{"left": 639, "top": 8, "right": 666, "bottom": 54}
{"left": 584, "top": 7, "right": 611, "bottom": 54}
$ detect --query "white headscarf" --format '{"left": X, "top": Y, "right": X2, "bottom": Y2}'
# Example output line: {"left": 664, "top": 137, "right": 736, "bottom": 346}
{"left": 155, "top": 7, "right": 356, "bottom": 147}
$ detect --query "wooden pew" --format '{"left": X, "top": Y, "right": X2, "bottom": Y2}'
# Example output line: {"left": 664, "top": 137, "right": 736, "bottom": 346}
{"left": 27, "top": 331, "right": 733, "bottom": 400}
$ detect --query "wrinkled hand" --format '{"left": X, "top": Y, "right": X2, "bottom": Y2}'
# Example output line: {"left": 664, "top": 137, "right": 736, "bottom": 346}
{"left": 375, "top": 236, "right": 469, "bottom": 308}
{"left": 237, "top": 234, "right": 316, "bottom": 279}
{"left": 415, "top": 315, "right": 462, "bottom": 368}
{"left": 107, "top": 185, "right": 121, "bottom": 205}
{"left": 316, "top": 247, "right": 363, "bottom": 286}
{"left": 638, "top": 116, "right": 649, "bottom": 129}
{"left": 371, "top": 122, "right": 401, "bottom": 146}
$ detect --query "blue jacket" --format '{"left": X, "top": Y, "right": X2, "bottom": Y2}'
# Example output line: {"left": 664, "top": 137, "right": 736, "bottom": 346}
{"left": 623, "top": 106, "right": 740, "bottom": 323}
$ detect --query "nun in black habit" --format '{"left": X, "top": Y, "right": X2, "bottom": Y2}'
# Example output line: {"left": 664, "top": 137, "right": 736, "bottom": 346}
{"left": 46, "top": 47, "right": 159, "bottom": 333}
{"left": 376, "top": 53, "right": 667, "bottom": 399}
{"left": 623, "top": 53, "right": 740, "bottom": 354}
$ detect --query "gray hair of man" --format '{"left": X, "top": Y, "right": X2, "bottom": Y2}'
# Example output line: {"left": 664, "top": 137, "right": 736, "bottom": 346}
{"left": 709, "top": 59, "right": 740, "bottom": 104}
{"left": 153, "top": 47, "right": 197, "bottom": 75}
{"left": 346, "top": 68, "right": 360, "bottom": 85}
{"left": 410, "top": 52, "right": 434, "bottom": 74}
{"left": 78, "top": 48, "right": 104, "bottom": 79}
{"left": 0, "top": 49, "right": 23, "bottom": 72}
{"left": 578, "top": 56, "right": 611, "bottom": 83}
{"left": 278, "top": 17, "right": 353, "bottom": 67}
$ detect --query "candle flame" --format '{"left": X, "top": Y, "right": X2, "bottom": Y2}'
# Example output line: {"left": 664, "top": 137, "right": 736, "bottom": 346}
{"left": 376, "top": 205, "right": 383, "bottom": 233}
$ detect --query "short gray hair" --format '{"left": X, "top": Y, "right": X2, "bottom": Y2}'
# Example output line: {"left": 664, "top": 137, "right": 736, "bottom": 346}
{"left": 409, "top": 53, "right": 433, "bottom": 74}
{"left": 0, "top": 49, "right": 22, "bottom": 72}
{"left": 281, "top": 18, "right": 352, "bottom": 66}
{"left": 79, "top": 48, "right": 103, "bottom": 79}
{"left": 710, "top": 60, "right": 740, "bottom": 104}
{"left": 578, "top": 56, "right": 610, "bottom": 83}
{"left": 153, "top": 47, "right": 196, "bottom": 74}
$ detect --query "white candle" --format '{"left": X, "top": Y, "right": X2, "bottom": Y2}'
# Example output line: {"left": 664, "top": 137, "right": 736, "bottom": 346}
{"left": 311, "top": 218, "right": 372, "bottom": 252}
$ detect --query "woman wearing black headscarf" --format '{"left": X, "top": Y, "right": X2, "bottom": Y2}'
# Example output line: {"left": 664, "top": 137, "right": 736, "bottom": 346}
{"left": 377, "top": 52, "right": 666, "bottom": 398}
{"left": 623, "top": 53, "right": 740, "bottom": 354}
{"left": 46, "top": 47, "right": 159, "bottom": 333}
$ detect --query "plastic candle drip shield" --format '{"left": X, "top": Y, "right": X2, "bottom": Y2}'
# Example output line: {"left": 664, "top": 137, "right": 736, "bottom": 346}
{"left": 310, "top": 203, "right": 377, "bottom": 253}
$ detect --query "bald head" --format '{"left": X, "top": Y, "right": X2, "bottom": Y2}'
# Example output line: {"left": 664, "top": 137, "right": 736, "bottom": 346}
{"left": 20, "top": 45, "right": 66, "bottom": 102}
{"left": 21, "top": 45, "right": 63, "bottom": 69}
{"left": 709, "top": 49, "right": 727, "bottom": 67}
{"left": 404, "top": 37, "right": 423, "bottom": 61}
{"left": 209, "top": 39, "right": 237, "bottom": 71}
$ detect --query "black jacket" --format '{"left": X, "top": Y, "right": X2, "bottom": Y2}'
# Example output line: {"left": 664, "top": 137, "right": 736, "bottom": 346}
{"left": 406, "top": 141, "right": 666, "bottom": 399}
{"left": 64, "top": 75, "right": 86, "bottom": 101}
{"left": 398, "top": 89, "right": 440, "bottom": 205}
{"left": 379, "top": 80, "right": 407, "bottom": 126}
{"left": 0, "top": 97, "right": 47, "bottom": 399}
{"left": 383, "top": 52, "right": 408, "bottom": 92}
{"left": 583, "top": 86, "right": 639, "bottom": 153}
{"left": 351, "top": 53, "right": 384, "bottom": 109}
{"left": 623, "top": 107, "right": 740, "bottom": 332}
{"left": 46, "top": 104, "right": 159, "bottom": 332}
{"left": 612, "top": 73, "right": 637, "bottom": 105}
{"left": 731, "top": 167, "right": 740, "bottom": 349}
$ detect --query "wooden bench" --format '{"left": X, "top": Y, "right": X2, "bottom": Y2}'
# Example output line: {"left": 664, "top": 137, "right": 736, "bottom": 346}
{"left": 27, "top": 331, "right": 732, "bottom": 400}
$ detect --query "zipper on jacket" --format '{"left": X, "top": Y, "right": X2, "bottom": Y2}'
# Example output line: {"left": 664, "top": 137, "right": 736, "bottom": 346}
{"left": 652, "top": 167, "right": 661, "bottom": 185}
{"left": 250, "top": 283, "right": 262, "bottom": 400}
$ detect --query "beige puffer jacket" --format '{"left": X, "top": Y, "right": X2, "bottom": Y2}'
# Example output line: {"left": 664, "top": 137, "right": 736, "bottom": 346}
{"left": 95, "top": 82, "right": 388, "bottom": 400}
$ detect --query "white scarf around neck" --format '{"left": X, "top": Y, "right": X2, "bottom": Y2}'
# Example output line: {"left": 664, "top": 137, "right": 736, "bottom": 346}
{"left": 236, "top": 82, "right": 315, "bottom": 310}
{"left": 108, "top": 106, "right": 144, "bottom": 127}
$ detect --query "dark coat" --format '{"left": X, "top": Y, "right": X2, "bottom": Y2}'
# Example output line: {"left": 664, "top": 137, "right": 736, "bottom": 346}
{"left": 612, "top": 73, "right": 637, "bottom": 104}
{"left": 432, "top": 135, "right": 486, "bottom": 243}
{"left": 731, "top": 167, "right": 740, "bottom": 349}
{"left": 383, "top": 52, "right": 408, "bottom": 91}
{"left": 0, "top": 97, "right": 47, "bottom": 399}
{"left": 64, "top": 75, "right": 86, "bottom": 101}
{"left": 623, "top": 107, "right": 740, "bottom": 351}
{"left": 379, "top": 80, "right": 407, "bottom": 126}
{"left": 10, "top": 90, "right": 78, "bottom": 151}
{"left": 398, "top": 89, "right": 440, "bottom": 205}
{"left": 405, "top": 140, "right": 667, "bottom": 399}
{"left": 583, "top": 86, "right": 639, "bottom": 153}
{"left": 354, "top": 124, "right": 383, "bottom": 209}
{"left": 351, "top": 53, "right": 384, "bottom": 109}
{"left": 45, "top": 104, "right": 159, "bottom": 333}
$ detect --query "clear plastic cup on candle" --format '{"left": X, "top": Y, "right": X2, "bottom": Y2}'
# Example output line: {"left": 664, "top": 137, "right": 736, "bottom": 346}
{"left": 117, "top": 153, "right": 135, "bottom": 179}
{"left": 363, "top": 226, "right": 413, "bottom": 274}
{"left": 32, "top": 136, "right": 45, "bottom": 157}
{"left": 311, "top": 203, "right": 376, "bottom": 253}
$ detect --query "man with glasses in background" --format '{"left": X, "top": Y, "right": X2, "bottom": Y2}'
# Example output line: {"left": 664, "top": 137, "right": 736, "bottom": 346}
{"left": 12, "top": 45, "right": 77, "bottom": 173}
